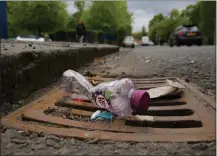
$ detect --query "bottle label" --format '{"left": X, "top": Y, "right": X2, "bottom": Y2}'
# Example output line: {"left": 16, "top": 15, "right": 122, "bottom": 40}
{"left": 95, "top": 94, "right": 109, "bottom": 109}
{"left": 92, "top": 89, "right": 113, "bottom": 109}
{"left": 91, "top": 80, "right": 118, "bottom": 109}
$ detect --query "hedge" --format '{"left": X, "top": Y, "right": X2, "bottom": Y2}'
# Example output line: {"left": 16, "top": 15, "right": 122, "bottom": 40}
{"left": 49, "top": 30, "right": 118, "bottom": 45}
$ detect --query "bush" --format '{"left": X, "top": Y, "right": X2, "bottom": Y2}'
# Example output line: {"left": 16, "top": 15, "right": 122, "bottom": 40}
{"left": 49, "top": 29, "right": 118, "bottom": 45}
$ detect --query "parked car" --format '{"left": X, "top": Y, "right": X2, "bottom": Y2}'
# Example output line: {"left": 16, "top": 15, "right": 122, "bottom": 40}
{"left": 169, "top": 25, "right": 202, "bottom": 47}
{"left": 123, "top": 36, "right": 135, "bottom": 48}
{"left": 141, "top": 36, "right": 150, "bottom": 46}
{"left": 149, "top": 41, "right": 154, "bottom": 46}
{"left": 16, "top": 35, "right": 45, "bottom": 42}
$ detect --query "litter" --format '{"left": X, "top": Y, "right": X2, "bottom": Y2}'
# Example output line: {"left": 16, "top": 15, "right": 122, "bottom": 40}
{"left": 90, "top": 110, "right": 113, "bottom": 121}
{"left": 1, "top": 76, "right": 215, "bottom": 142}
{"left": 60, "top": 70, "right": 185, "bottom": 120}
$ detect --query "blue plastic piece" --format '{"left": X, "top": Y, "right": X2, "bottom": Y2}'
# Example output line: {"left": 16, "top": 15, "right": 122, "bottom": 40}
{"left": 94, "top": 111, "right": 113, "bottom": 121}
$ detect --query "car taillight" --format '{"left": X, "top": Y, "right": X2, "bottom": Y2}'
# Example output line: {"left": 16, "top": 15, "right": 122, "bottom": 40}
{"left": 179, "top": 31, "right": 183, "bottom": 36}
{"left": 197, "top": 32, "right": 201, "bottom": 36}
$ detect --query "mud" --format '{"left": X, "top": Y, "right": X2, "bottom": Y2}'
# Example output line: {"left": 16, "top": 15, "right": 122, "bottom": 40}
{"left": 43, "top": 107, "right": 90, "bottom": 122}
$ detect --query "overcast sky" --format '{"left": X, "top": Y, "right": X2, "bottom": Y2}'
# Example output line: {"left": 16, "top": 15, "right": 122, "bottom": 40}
{"left": 66, "top": 0, "right": 197, "bottom": 32}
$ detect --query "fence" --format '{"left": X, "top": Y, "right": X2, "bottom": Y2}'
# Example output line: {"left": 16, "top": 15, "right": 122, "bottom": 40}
{"left": 49, "top": 30, "right": 119, "bottom": 45}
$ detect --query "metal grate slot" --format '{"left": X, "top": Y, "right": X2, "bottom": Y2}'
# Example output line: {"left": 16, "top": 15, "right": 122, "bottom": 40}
{"left": 142, "top": 108, "right": 194, "bottom": 116}
{"left": 1, "top": 77, "right": 215, "bottom": 142}
{"left": 125, "top": 120, "right": 203, "bottom": 128}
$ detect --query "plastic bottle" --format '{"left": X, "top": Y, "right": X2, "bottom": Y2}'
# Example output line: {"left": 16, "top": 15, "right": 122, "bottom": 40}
{"left": 60, "top": 70, "right": 92, "bottom": 101}
{"left": 60, "top": 70, "right": 150, "bottom": 117}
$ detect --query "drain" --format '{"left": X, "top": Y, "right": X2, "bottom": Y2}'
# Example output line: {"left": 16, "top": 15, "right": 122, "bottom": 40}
{"left": 150, "top": 101, "right": 186, "bottom": 106}
{"left": 125, "top": 119, "right": 203, "bottom": 128}
{"left": 43, "top": 107, "right": 90, "bottom": 122}
{"left": 144, "top": 109, "right": 194, "bottom": 116}
{"left": 1, "top": 77, "right": 216, "bottom": 142}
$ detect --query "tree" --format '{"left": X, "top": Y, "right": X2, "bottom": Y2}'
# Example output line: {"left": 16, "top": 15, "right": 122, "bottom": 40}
{"left": 148, "top": 13, "right": 165, "bottom": 44}
{"left": 114, "top": 0, "right": 133, "bottom": 41}
{"left": 148, "top": 13, "right": 165, "bottom": 29}
{"left": 68, "top": 13, "right": 79, "bottom": 29}
{"left": 198, "top": 1, "right": 216, "bottom": 44}
{"left": 169, "top": 9, "right": 180, "bottom": 20}
{"left": 185, "top": 1, "right": 216, "bottom": 44}
{"left": 74, "top": 0, "right": 85, "bottom": 12}
{"left": 81, "top": 1, "right": 117, "bottom": 32}
{"left": 133, "top": 26, "right": 147, "bottom": 40}
{"left": 80, "top": 0, "right": 132, "bottom": 43}
{"left": 68, "top": 0, "right": 86, "bottom": 29}
{"left": 148, "top": 1, "right": 216, "bottom": 45}
{"left": 181, "top": 5, "right": 195, "bottom": 20}
{"left": 7, "top": 1, "right": 69, "bottom": 36}
{"left": 141, "top": 26, "right": 147, "bottom": 36}
{"left": 132, "top": 32, "right": 142, "bottom": 39}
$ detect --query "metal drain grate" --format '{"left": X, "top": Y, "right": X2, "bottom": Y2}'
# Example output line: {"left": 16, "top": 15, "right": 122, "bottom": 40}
{"left": 1, "top": 77, "right": 216, "bottom": 142}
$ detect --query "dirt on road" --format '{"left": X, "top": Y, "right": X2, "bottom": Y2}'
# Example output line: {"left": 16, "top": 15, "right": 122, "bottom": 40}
{"left": 1, "top": 46, "right": 216, "bottom": 155}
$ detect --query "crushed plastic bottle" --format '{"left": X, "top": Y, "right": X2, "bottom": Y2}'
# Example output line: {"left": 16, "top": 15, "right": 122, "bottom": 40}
{"left": 60, "top": 70, "right": 150, "bottom": 117}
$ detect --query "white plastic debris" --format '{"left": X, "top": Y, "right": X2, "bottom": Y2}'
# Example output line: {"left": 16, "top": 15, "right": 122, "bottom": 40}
{"left": 147, "top": 79, "right": 185, "bottom": 99}
{"left": 145, "top": 60, "right": 150, "bottom": 63}
{"left": 135, "top": 115, "right": 154, "bottom": 121}
{"left": 90, "top": 110, "right": 101, "bottom": 120}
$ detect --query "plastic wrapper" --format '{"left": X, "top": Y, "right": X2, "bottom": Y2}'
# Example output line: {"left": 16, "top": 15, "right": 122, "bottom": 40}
{"left": 59, "top": 70, "right": 92, "bottom": 100}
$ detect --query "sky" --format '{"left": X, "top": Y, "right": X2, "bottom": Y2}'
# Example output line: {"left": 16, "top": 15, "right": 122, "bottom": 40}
{"left": 66, "top": 0, "right": 197, "bottom": 32}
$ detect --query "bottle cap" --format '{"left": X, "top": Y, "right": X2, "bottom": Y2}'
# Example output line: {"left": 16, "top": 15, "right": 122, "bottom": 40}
{"left": 130, "top": 90, "right": 150, "bottom": 113}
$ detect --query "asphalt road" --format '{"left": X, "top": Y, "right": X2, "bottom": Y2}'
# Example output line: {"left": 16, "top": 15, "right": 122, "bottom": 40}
{"left": 80, "top": 45, "right": 216, "bottom": 98}
{"left": 1, "top": 45, "right": 216, "bottom": 155}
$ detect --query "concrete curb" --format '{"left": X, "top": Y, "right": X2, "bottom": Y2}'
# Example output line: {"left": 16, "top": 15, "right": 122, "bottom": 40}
{"left": 0, "top": 46, "right": 119, "bottom": 104}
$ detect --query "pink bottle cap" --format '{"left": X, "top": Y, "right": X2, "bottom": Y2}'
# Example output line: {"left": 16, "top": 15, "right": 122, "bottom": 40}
{"left": 130, "top": 90, "right": 150, "bottom": 113}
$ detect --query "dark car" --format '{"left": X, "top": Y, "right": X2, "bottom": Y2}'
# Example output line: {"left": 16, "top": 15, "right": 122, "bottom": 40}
{"left": 169, "top": 25, "right": 202, "bottom": 47}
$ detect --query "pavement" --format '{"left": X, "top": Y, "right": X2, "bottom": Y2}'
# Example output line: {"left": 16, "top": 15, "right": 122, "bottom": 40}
{"left": 1, "top": 40, "right": 116, "bottom": 56}
{"left": 1, "top": 45, "right": 216, "bottom": 155}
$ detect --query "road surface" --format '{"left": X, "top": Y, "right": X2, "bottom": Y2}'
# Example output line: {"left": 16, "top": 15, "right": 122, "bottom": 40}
{"left": 80, "top": 45, "right": 215, "bottom": 98}
{"left": 1, "top": 45, "right": 216, "bottom": 155}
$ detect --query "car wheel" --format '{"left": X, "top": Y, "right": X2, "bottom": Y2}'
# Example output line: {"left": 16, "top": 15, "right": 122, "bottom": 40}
{"left": 187, "top": 44, "right": 192, "bottom": 46}
{"left": 132, "top": 45, "right": 135, "bottom": 48}
{"left": 170, "top": 39, "right": 175, "bottom": 47}
{"left": 174, "top": 39, "right": 181, "bottom": 47}
{"left": 123, "top": 44, "right": 126, "bottom": 47}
